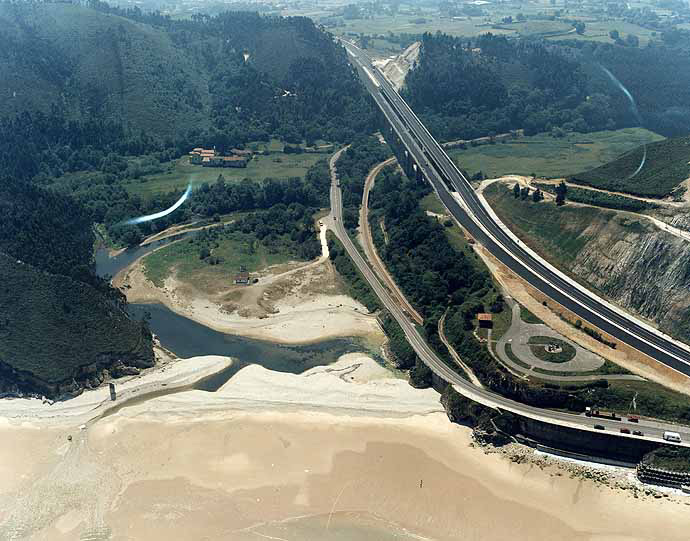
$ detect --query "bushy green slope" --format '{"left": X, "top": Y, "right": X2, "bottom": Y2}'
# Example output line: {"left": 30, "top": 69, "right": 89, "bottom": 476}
{"left": 0, "top": 177, "right": 154, "bottom": 397}
{"left": 0, "top": 253, "right": 153, "bottom": 396}
{"left": 570, "top": 136, "right": 690, "bottom": 197}
{"left": 0, "top": 2, "right": 210, "bottom": 137}
{"left": 0, "top": 2, "right": 373, "bottom": 144}
{"left": 0, "top": 177, "right": 94, "bottom": 279}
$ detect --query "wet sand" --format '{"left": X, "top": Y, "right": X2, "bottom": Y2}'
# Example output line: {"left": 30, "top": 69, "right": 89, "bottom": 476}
{"left": 2, "top": 357, "right": 690, "bottom": 540}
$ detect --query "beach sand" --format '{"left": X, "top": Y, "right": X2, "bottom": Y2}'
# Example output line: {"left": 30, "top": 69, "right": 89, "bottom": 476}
{"left": 116, "top": 224, "right": 383, "bottom": 346}
{"left": 2, "top": 356, "right": 690, "bottom": 540}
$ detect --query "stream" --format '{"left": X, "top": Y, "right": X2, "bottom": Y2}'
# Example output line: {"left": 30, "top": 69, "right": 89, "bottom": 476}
{"left": 97, "top": 241, "right": 375, "bottom": 393}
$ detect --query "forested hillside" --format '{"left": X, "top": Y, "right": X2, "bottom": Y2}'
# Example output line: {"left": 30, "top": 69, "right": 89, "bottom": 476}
{"left": 0, "top": 1, "right": 375, "bottom": 181}
{"left": 0, "top": 2, "right": 373, "bottom": 396}
{"left": 0, "top": 253, "right": 154, "bottom": 398}
{"left": 404, "top": 32, "right": 690, "bottom": 142}
{"left": 0, "top": 176, "right": 154, "bottom": 398}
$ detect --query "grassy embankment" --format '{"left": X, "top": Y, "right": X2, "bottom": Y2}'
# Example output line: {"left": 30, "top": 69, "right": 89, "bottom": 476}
{"left": 122, "top": 153, "right": 323, "bottom": 199}
{"left": 483, "top": 182, "right": 622, "bottom": 271}
{"left": 142, "top": 233, "right": 293, "bottom": 289}
{"left": 569, "top": 135, "right": 690, "bottom": 197}
{"left": 483, "top": 182, "right": 690, "bottom": 422}
{"left": 141, "top": 207, "right": 321, "bottom": 291}
{"left": 535, "top": 183, "right": 659, "bottom": 212}
{"left": 448, "top": 128, "right": 663, "bottom": 179}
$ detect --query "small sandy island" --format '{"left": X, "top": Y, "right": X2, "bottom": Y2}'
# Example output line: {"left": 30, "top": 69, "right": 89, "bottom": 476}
{"left": 2, "top": 353, "right": 690, "bottom": 540}
{"left": 115, "top": 224, "right": 384, "bottom": 345}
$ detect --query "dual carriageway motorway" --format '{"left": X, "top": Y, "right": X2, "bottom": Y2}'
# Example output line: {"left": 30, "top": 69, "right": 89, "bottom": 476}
{"left": 332, "top": 40, "right": 690, "bottom": 446}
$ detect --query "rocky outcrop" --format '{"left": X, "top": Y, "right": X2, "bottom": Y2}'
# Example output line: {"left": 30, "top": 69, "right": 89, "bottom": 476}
{"left": 569, "top": 214, "right": 690, "bottom": 341}
{"left": 0, "top": 352, "right": 152, "bottom": 400}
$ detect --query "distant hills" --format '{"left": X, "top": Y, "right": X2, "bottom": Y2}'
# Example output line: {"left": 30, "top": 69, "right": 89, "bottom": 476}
{"left": 570, "top": 136, "right": 690, "bottom": 198}
{"left": 0, "top": 2, "right": 373, "bottom": 144}
{"left": 0, "top": 2, "right": 208, "bottom": 137}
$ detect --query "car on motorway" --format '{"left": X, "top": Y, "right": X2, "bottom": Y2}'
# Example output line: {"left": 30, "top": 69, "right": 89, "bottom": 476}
{"left": 628, "top": 417, "right": 639, "bottom": 423}
{"left": 664, "top": 431, "right": 682, "bottom": 443}
{"left": 620, "top": 428, "right": 630, "bottom": 434}
{"left": 594, "top": 424, "right": 605, "bottom": 430}
{"left": 633, "top": 430, "right": 644, "bottom": 436}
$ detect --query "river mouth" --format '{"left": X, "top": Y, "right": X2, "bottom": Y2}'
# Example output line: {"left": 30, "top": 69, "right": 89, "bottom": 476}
{"left": 130, "top": 303, "right": 378, "bottom": 389}
{"left": 97, "top": 303, "right": 376, "bottom": 419}
{"left": 98, "top": 239, "right": 379, "bottom": 400}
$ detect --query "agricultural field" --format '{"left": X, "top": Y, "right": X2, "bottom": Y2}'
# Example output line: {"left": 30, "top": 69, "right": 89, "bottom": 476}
{"left": 545, "top": 20, "right": 658, "bottom": 46}
{"left": 449, "top": 128, "right": 663, "bottom": 180}
{"left": 334, "top": 15, "right": 514, "bottom": 39}
{"left": 123, "top": 152, "right": 323, "bottom": 199}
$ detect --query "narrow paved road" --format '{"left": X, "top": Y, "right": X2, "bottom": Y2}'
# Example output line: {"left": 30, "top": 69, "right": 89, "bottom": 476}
{"left": 328, "top": 144, "right": 690, "bottom": 446}
{"left": 359, "top": 157, "right": 424, "bottom": 325}
{"left": 495, "top": 300, "right": 644, "bottom": 383}
{"left": 438, "top": 310, "right": 483, "bottom": 388}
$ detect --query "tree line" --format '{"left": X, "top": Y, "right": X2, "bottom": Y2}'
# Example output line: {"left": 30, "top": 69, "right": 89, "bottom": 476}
{"left": 403, "top": 32, "right": 690, "bottom": 142}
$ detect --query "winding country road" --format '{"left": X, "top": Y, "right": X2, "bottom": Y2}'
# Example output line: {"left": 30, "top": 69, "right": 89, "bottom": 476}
{"left": 359, "top": 157, "right": 424, "bottom": 325}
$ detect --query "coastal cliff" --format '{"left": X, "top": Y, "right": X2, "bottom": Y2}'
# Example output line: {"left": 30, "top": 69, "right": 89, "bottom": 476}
{"left": 0, "top": 253, "right": 154, "bottom": 399}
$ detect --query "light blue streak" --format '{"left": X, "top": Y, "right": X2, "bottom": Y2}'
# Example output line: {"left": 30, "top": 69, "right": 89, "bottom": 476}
{"left": 601, "top": 66, "right": 641, "bottom": 122}
{"left": 124, "top": 181, "right": 193, "bottom": 225}
{"left": 600, "top": 65, "right": 645, "bottom": 178}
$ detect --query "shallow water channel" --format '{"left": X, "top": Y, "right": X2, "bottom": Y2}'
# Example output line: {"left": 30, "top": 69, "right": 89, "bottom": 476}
{"left": 97, "top": 240, "right": 375, "bottom": 394}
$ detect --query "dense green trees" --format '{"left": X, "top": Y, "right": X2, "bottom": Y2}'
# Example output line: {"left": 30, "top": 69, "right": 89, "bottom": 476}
{"left": 0, "top": 177, "right": 94, "bottom": 280}
{"left": 334, "top": 135, "right": 392, "bottom": 211}
{"left": 369, "top": 168, "right": 491, "bottom": 321}
{"left": 403, "top": 33, "right": 612, "bottom": 141}
{"left": 404, "top": 32, "right": 690, "bottom": 142}
{"left": 0, "top": 2, "right": 376, "bottom": 182}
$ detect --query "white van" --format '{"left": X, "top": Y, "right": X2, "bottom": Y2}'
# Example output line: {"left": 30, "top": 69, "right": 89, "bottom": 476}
{"left": 663, "top": 431, "right": 682, "bottom": 443}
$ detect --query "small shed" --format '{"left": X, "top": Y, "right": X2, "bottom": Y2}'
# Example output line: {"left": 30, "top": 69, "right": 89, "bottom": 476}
{"left": 477, "top": 313, "right": 493, "bottom": 329}
{"left": 234, "top": 271, "right": 250, "bottom": 285}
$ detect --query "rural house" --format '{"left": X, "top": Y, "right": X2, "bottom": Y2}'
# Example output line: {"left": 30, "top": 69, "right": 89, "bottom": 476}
{"left": 189, "top": 147, "right": 250, "bottom": 168}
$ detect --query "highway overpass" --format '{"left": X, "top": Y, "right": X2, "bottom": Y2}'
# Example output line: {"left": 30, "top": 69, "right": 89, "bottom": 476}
{"left": 335, "top": 39, "right": 690, "bottom": 450}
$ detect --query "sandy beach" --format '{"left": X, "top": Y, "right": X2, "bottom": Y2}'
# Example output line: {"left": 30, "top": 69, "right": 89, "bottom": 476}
{"left": 2, "top": 355, "right": 690, "bottom": 540}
